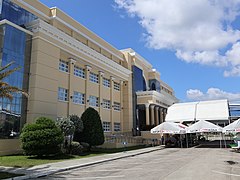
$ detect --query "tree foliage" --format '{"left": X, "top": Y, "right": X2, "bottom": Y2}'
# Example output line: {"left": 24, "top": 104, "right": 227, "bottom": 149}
{"left": 20, "top": 117, "right": 64, "bottom": 156}
{"left": 80, "top": 107, "right": 104, "bottom": 148}
{"left": 56, "top": 117, "right": 75, "bottom": 136}
{"left": 70, "top": 115, "right": 84, "bottom": 143}
{"left": 69, "top": 115, "right": 84, "bottom": 133}
{"left": 0, "top": 62, "right": 28, "bottom": 100}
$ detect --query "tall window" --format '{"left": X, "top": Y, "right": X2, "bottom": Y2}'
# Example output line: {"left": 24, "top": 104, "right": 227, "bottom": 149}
{"left": 102, "top": 99, "right": 111, "bottom": 109}
{"left": 113, "top": 102, "right": 121, "bottom": 111}
{"left": 114, "top": 82, "right": 120, "bottom": 91}
{"left": 73, "top": 91, "right": 85, "bottom": 104}
{"left": 59, "top": 60, "right": 69, "bottom": 72}
{"left": 89, "top": 72, "right": 99, "bottom": 83}
{"left": 58, "top": 87, "right": 68, "bottom": 101}
{"left": 89, "top": 95, "right": 99, "bottom": 107}
{"left": 103, "top": 78, "right": 110, "bottom": 88}
{"left": 114, "top": 123, "right": 121, "bottom": 132}
{"left": 103, "top": 122, "right": 111, "bottom": 132}
{"left": 74, "top": 66, "right": 85, "bottom": 78}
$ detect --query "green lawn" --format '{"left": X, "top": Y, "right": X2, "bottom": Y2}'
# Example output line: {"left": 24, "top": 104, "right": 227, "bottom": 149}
{"left": 0, "top": 145, "right": 149, "bottom": 168}
{"left": 0, "top": 172, "right": 23, "bottom": 179}
{"left": 0, "top": 153, "right": 104, "bottom": 168}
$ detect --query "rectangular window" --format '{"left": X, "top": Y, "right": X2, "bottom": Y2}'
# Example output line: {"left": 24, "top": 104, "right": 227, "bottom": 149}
{"left": 114, "top": 123, "right": 121, "bottom": 132}
{"left": 103, "top": 122, "right": 111, "bottom": 132}
{"left": 89, "top": 95, "right": 99, "bottom": 107}
{"left": 73, "top": 91, "right": 85, "bottom": 104}
{"left": 89, "top": 72, "right": 99, "bottom": 83}
{"left": 59, "top": 60, "right": 69, "bottom": 72}
{"left": 58, "top": 87, "right": 68, "bottom": 101}
{"left": 102, "top": 99, "right": 111, "bottom": 109}
{"left": 113, "top": 102, "right": 121, "bottom": 111}
{"left": 114, "top": 82, "right": 120, "bottom": 91}
{"left": 103, "top": 78, "right": 110, "bottom": 88}
{"left": 74, "top": 66, "right": 85, "bottom": 78}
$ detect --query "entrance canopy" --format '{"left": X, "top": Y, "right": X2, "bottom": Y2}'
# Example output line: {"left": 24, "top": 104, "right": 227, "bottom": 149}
{"left": 165, "top": 99, "right": 229, "bottom": 123}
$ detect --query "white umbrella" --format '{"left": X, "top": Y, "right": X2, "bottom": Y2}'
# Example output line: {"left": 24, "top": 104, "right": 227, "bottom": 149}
{"left": 222, "top": 119, "right": 240, "bottom": 133}
{"left": 150, "top": 122, "right": 186, "bottom": 134}
{"left": 186, "top": 120, "right": 223, "bottom": 133}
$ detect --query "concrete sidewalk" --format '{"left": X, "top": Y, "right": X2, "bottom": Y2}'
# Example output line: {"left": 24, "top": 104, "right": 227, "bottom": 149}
{"left": 1, "top": 146, "right": 164, "bottom": 180}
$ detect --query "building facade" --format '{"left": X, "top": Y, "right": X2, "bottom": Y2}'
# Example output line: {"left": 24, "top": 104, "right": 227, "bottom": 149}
{"left": 0, "top": 0, "right": 178, "bottom": 155}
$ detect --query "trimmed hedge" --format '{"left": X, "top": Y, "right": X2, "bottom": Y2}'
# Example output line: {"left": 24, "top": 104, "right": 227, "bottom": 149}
{"left": 20, "top": 117, "right": 64, "bottom": 156}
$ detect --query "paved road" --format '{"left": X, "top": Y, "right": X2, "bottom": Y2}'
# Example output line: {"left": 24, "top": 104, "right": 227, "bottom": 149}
{"left": 40, "top": 148, "right": 240, "bottom": 180}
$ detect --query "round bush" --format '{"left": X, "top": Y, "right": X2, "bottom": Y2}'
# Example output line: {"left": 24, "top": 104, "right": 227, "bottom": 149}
{"left": 20, "top": 117, "right": 64, "bottom": 156}
{"left": 71, "top": 141, "right": 83, "bottom": 155}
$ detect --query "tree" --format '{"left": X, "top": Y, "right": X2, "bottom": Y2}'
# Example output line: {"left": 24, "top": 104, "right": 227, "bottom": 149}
{"left": 56, "top": 117, "right": 75, "bottom": 153}
{"left": 80, "top": 107, "right": 104, "bottom": 149}
{"left": 56, "top": 117, "right": 75, "bottom": 137}
{"left": 0, "top": 62, "right": 28, "bottom": 100}
{"left": 20, "top": 117, "right": 64, "bottom": 156}
{"left": 70, "top": 115, "right": 84, "bottom": 133}
{"left": 70, "top": 115, "right": 84, "bottom": 143}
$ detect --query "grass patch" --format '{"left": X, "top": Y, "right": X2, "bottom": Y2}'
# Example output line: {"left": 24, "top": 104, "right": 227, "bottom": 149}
{"left": 0, "top": 153, "right": 104, "bottom": 168}
{"left": 0, "top": 172, "right": 23, "bottom": 179}
{"left": 0, "top": 145, "right": 151, "bottom": 168}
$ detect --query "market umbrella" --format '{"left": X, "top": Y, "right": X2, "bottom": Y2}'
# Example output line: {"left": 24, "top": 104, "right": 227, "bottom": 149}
{"left": 222, "top": 119, "right": 240, "bottom": 133}
{"left": 150, "top": 122, "right": 186, "bottom": 134}
{"left": 186, "top": 120, "right": 223, "bottom": 148}
{"left": 186, "top": 120, "right": 223, "bottom": 133}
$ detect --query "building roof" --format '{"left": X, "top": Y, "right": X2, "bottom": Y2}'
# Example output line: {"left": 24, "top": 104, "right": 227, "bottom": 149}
{"left": 165, "top": 99, "right": 229, "bottom": 122}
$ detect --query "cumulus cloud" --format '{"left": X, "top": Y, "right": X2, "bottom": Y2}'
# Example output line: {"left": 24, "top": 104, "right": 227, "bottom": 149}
{"left": 187, "top": 88, "right": 240, "bottom": 102}
{"left": 114, "top": 0, "right": 240, "bottom": 76}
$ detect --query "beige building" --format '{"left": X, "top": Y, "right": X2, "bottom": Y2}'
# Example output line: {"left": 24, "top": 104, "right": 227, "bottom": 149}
{"left": 0, "top": 0, "right": 177, "bottom": 155}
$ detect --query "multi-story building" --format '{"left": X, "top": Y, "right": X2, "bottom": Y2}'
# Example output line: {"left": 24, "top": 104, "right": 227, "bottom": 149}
{"left": 0, "top": 0, "right": 178, "bottom": 155}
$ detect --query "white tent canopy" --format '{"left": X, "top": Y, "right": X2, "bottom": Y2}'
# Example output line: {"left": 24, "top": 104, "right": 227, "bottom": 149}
{"left": 165, "top": 99, "right": 229, "bottom": 123}
{"left": 222, "top": 119, "right": 240, "bottom": 133}
{"left": 150, "top": 122, "right": 186, "bottom": 134}
{"left": 186, "top": 120, "right": 223, "bottom": 133}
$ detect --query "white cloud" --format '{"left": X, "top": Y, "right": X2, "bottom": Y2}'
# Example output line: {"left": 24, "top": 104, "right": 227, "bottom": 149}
{"left": 187, "top": 88, "right": 240, "bottom": 102}
{"left": 115, "top": 0, "right": 240, "bottom": 76}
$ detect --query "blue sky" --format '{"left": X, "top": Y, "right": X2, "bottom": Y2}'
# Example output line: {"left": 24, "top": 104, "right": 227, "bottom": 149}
{"left": 39, "top": 0, "right": 240, "bottom": 103}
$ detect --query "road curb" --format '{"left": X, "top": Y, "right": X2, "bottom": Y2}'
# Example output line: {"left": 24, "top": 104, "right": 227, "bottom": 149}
{"left": 4, "top": 146, "right": 164, "bottom": 180}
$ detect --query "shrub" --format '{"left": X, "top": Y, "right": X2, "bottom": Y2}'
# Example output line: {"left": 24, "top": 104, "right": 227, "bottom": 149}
{"left": 80, "top": 107, "right": 104, "bottom": 149}
{"left": 20, "top": 117, "right": 64, "bottom": 156}
{"left": 56, "top": 117, "right": 75, "bottom": 136}
{"left": 70, "top": 115, "right": 84, "bottom": 143}
{"left": 69, "top": 115, "right": 84, "bottom": 133}
{"left": 71, "top": 141, "right": 84, "bottom": 155}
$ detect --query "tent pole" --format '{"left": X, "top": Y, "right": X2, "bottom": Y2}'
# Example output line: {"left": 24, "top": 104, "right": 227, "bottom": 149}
{"left": 220, "top": 132, "right": 222, "bottom": 148}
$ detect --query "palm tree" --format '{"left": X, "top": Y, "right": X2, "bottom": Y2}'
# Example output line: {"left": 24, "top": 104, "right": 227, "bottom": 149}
{"left": 0, "top": 62, "right": 28, "bottom": 100}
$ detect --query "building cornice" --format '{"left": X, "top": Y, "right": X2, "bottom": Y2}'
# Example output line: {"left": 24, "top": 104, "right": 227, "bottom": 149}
{"left": 136, "top": 90, "right": 178, "bottom": 107}
{"left": 26, "top": 19, "right": 132, "bottom": 80}
{"left": 0, "top": 19, "right": 33, "bottom": 35}
{"left": 15, "top": 0, "right": 124, "bottom": 61}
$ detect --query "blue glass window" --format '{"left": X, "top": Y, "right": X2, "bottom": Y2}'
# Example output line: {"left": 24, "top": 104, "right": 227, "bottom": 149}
{"left": 0, "top": 0, "right": 37, "bottom": 26}
{"left": 0, "top": 23, "right": 31, "bottom": 139}
{"left": 132, "top": 66, "right": 147, "bottom": 92}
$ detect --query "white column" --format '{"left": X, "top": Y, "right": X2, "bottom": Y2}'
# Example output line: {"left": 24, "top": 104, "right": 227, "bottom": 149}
{"left": 145, "top": 104, "right": 150, "bottom": 125}
{"left": 155, "top": 107, "right": 160, "bottom": 125}
{"left": 150, "top": 105, "right": 155, "bottom": 126}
